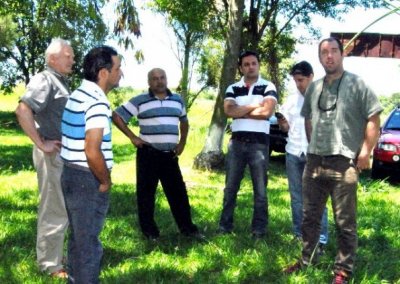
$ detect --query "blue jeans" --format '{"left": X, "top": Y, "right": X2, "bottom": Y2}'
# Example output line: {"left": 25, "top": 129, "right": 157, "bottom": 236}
{"left": 302, "top": 154, "right": 358, "bottom": 275}
{"left": 61, "top": 165, "right": 109, "bottom": 284}
{"left": 219, "top": 140, "right": 269, "bottom": 234}
{"left": 286, "top": 152, "right": 328, "bottom": 244}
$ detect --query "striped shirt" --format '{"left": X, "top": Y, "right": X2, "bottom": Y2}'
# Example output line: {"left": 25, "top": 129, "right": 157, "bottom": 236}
{"left": 114, "top": 89, "right": 187, "bottom": 151}
{"left": 225, "top": 76, "right": 278, "bottom": 134}
{"left": 60, "top": 80, "right": 113, "bottom": 169}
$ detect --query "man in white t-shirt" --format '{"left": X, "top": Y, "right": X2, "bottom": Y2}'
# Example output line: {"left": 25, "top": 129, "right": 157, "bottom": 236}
{"left": 277, "top": 61, "right": 328, "bottom": 251}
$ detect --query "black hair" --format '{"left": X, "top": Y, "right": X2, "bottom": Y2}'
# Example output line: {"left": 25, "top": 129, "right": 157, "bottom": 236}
{"left": 238, "top": 50, "right": 260, "bottom": 66}
{"left": 83, "top": 45, "right": 118, "bottom": 82}
{"left": 290, "top": 61, "right": 314, "bottom": 77}
{"left": 318, "top": 37, "right": 344, "bottom": 55}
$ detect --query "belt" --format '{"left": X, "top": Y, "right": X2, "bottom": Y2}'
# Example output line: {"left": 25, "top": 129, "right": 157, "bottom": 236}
{"left": 64, "top": 162, "right": 92, "bottom": 172}
{"left": 231, "top": 132, "right": 268, "bottom": 144}
{"left": 142, "top": 144, "right": 175, "bottom": 154}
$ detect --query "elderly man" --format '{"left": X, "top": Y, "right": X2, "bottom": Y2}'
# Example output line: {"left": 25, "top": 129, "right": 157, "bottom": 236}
{"left": 277, "top": 61, "right": 329, "bottom": 251}
{"left": 16, "top": 38, "right": 75, "bottom": 278}
{"left": 112, "top": 68, "right": 201, "bottom": 241}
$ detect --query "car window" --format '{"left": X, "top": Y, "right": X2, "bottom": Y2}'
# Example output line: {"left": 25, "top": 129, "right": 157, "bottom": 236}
{"left": 386, "top": 111, "right": 400, "bottom": 130}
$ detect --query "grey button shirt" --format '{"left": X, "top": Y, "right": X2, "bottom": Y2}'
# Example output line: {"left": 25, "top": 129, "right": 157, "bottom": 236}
{"left": 20, "top": 68, "right": 70, "bottom": 140}
{"left": 301, "top": 71, "right": 383, "bottom": 159}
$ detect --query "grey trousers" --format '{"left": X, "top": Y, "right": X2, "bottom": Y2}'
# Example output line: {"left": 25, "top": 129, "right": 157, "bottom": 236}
{"left": 33, "top": 145, "right": 69, "bottom": 273}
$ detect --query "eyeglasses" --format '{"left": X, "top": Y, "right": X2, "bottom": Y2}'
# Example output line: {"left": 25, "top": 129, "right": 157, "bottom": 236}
{"left": 318, "top": 72, "right": 345, "bottom": 112}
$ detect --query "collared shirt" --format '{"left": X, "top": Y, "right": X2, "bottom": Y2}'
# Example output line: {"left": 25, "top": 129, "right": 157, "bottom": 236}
{"left": 19, "top": 67, "right": 70, "bottom": 140}
{"left": 301, "top": 71, "right": 383, "bottom": 159}
{"left": 114, "top": 89, "right": 187, "bottom": 151}
{"left": 281, "top": 89, "right": 308, "bottom": 156}
{"left": 61, "top": 80, "right": 113, "bottom": 169}
{"left": 225, "top": 76, "right": 278, "bottom": 134}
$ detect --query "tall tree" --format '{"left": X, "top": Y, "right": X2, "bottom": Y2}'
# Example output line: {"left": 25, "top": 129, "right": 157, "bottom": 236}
{"left": 0, "top": 0, "right": 108, "bottom": 92}
{"left": 195, "top": 0, "right": 387, "bottom": 170}
{"left": 150, "top": 0, "right": 219, "bottom": 109}
{"left": 194, "top": 0, "right": 245, "bottom": 169}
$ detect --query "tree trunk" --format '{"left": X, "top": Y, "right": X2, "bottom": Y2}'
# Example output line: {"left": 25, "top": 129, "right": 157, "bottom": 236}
{"left": 193, "top": 0, "right": 245, "bottom": 170}
{"left": 180, "top": 34, "right": 191, "bottom": 107}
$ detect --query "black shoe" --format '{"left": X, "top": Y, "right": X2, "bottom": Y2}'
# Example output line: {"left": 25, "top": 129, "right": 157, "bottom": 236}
{"left": 251, "top": 232, "right": 266, "bottom": 240}
{"left": 283, "top": 260, "right": 304, "bottom": 274}
{"left": 317, "top": 243, "right": 325, "bottom": 256}
{"left": 144, "top": 233, "right": 159, "bottom": 242}
{"left": 216, "top": 228, "right": 232, "bottom": 235}
{"left": 182, "top": 231, "right": 206, "bottom": 241}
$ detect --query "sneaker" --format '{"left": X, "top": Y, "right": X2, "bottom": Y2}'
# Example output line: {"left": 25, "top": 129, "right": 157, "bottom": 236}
{"left": 283, "top": 261, "right": 303, "bottom": 274}
{"left": 332, "top": 271, "right": 349, "bottom": 284}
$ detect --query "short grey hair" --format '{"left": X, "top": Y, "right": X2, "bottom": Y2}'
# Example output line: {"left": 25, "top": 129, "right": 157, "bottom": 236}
{"left": 45, "top": 38, "right": 71, "bottom": 65}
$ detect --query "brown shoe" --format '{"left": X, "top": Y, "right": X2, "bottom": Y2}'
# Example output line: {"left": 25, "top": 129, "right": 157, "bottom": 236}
{"left": 50, "top": 269, "right": 68, "bottom": 279}
{"left": 283, "top": 261, "right": 304, "bottom": 274}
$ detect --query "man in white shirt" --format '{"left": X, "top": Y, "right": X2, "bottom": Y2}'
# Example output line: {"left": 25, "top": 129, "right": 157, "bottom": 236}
{"left": 277, "top": 61, "right": 328, "bottom": 251}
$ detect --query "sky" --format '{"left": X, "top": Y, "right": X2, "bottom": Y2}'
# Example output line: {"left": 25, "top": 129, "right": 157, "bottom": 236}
{"left": 107, "top": 5, "right": 400, "bottom": 96}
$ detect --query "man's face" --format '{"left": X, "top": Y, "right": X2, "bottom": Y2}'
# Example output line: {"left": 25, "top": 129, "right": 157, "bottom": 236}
{"left": 148, "top": 69, "right": 167, "bottom": 94}
{"left": 239, "top": 55, "right": 260, "bottom": 81}
{"left": 319, "top": 40, "right": 344, "bottom": 75}
{"left": 106, "top": 56, "right": 123, "bottom": 91}
{"left": 51, "top": 45, "right": 75, "bottom": 76}
{"left": 293, "top": 74, "right": 313, "bottom": 95}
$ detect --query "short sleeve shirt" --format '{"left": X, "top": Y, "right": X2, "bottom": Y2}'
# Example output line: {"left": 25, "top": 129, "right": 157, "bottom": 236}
{"left": 19, "top": 68, "right": 70, "bottom": 140}
{"left": 301, "top": 71, "right": 383, "bottom": 159}
{"left": 225, "top": 76, "right": 278, "bottom": 134}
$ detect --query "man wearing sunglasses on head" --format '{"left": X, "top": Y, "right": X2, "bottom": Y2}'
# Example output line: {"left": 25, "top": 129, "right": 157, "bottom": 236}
{"left": 284, "top": 38, "right": 382, "bottom": 284}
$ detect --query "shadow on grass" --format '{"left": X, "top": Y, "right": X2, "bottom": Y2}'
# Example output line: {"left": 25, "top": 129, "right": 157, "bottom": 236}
{"left": 0, "top": 111, "right": 19, "bottom": 132}
{"left": 0, "top": 144, "right": 34, "bottom": 174}
{"left": 0, "top": 189, "right": 38, "bottom": 284}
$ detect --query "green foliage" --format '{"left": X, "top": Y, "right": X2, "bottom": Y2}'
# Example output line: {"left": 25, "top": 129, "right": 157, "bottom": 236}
{"left": 379, "top": 92, "right": 400, "bottom": 116}
{"left": 0, "top": 0, "right": 108, "bottom": 92}
{"left": 196, "top": 39, "right": 224, "bottom": 90}
{"left": 0, "top": 15, "right": 17, "bottom": 61}
{"left": 149, "top": 0, "right": 222, "bottom": 109}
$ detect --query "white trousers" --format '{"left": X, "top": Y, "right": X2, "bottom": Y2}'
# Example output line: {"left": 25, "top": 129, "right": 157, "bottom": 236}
{"left": 33, "top": 145, "right": 69, "bottom": 273}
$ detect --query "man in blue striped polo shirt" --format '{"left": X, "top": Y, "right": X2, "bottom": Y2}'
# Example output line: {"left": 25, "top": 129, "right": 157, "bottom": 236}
{"left": 112, "top": 68, "right": 201, "bottom": 241}
{"left": 218, "top": 51, "right": 278, "bottom": 239}
{"left": 60, "top": 46, "right": 122, "bottom": 283}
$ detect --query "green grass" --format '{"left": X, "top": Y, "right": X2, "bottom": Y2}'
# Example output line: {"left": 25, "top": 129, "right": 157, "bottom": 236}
{"left": 1, "top": 92, "right": 400, "bottom": 283}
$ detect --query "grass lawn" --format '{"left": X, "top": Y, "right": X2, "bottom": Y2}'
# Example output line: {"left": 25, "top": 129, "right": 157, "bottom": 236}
{"left": 0, "top": 91, "right": 399, "bottom": 284}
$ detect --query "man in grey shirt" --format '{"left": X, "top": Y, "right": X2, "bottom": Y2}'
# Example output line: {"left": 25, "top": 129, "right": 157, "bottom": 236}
{"left": 284, "top": 37, "right": 382, "bottom": 284}
{"left": 15, "top": 38, "right": 75, "bottom": 278}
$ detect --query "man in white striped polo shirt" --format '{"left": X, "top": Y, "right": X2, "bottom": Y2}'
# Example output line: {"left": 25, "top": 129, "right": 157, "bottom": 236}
{"left": 218, "top": 51, "right": 278, "bottom": 239}
{"left": 112, "top": 68, "right": 202, "bottom": 241}
{"left": 60, "top": 46, "right": 122, "bottom": 283}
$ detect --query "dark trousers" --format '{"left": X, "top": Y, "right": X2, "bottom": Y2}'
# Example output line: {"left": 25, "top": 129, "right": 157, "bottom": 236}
{"left": 136, "top": 145, "right": 197, "bottom": 237}
{"left": 302, "top": 154, "right": 358, "bottom": 275}
{"left": 61, "top": 165, "right": 109, "bottom": 284}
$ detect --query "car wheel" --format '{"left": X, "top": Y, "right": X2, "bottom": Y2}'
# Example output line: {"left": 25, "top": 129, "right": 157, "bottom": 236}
{"left": 371, "top": 160, "right": 385, "bottom": 180}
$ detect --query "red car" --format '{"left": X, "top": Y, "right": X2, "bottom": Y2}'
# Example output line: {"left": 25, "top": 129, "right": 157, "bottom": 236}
{"left": 371, "top": 105, "right": 400, "bottom": 179}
